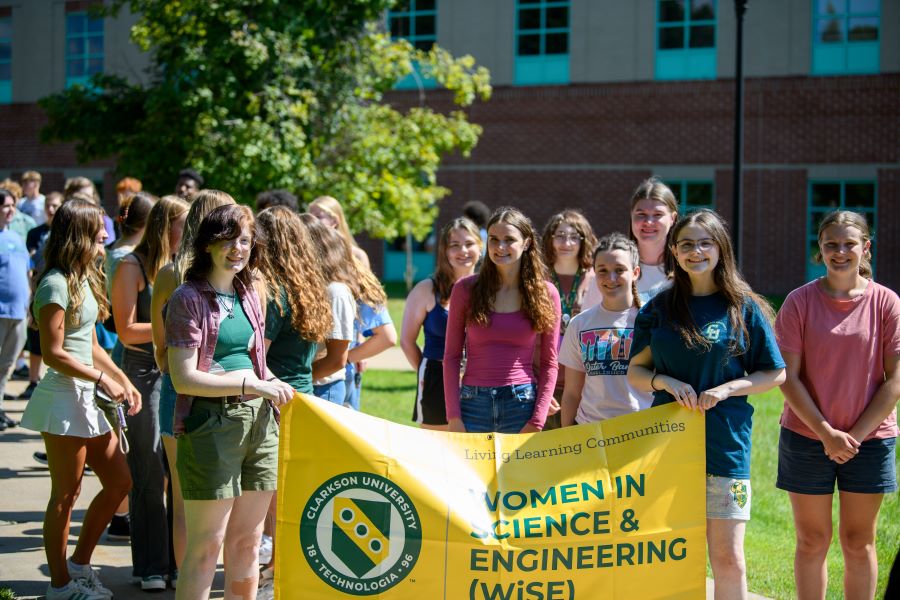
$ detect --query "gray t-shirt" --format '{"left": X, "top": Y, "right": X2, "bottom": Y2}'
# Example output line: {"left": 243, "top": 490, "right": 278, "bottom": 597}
{"left": 33, "top": 269, "right": 98, "bottom": 367}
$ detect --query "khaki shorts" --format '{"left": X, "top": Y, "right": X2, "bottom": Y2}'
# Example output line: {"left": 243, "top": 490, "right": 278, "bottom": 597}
{"left": 177, "top": 397, "right": 278, "bottom": 500}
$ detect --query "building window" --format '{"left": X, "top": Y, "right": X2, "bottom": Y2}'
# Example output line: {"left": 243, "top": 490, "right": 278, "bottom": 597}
{"left": 389, "top": 1, "right": 437, "bottom": 90}
{"left": 655, "top": 0, "right": 717, "bottom": 80}
{"left": 0, "top": 15, "right": 11, "bottom": 103}
{"left": 514, "top": 0, "right": 570, "bottom": 86}
{"left": 812, "top": 0, "right": 879, "bottom": 75}
{"left": 807, "top": 181, "right": 876, "bottom": 279}
{"left": 65, "top": 11, "right": 104, "bottom": 87}
{"left": 668, "top": 180, "right": 715, "bottom": 214}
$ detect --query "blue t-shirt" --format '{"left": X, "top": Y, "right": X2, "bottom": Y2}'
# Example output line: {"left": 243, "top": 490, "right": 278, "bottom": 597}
{"left": 0, "top": 229, "right": 31, "bottom": 319}
{"left": 353, "top": 302, "right": 393, "bottom": 347}
{"left": 632, "top": 292, "right": 785, "bottom": 478}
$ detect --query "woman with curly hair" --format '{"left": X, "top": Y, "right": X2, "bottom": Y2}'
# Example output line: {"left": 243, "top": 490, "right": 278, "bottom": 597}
{"left": 444, "top": 207, "right": 562, "bottom": 433}
{"left": 20, "top": 199, "right": 142, "bottom": 599}
{"left": 149, "top": 190, "right": 235, "bottom": 586}
{"left": 257, "top": 207, "right": 332, "bottom": 395}
{"left": 110, "top": 194, "right": 188, "bottom": 590}
{"left": 539, "top": 209, "right": 599, "bottom": 429}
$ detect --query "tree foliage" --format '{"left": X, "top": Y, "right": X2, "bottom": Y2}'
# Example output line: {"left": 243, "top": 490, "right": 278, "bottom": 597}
{"left": 40, "top": 0, "right": 491, "bottom": 239}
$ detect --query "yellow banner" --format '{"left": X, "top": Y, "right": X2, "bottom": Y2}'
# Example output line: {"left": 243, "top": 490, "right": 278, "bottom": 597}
{"left": 276, "top": 395, "right": 706, "bottom": 599}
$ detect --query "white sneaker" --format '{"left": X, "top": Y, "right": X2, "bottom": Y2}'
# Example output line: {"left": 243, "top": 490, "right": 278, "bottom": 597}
{"left": 67, "top": 560, "right": 113, "bottom": 599}
{"left": 46, "top": 579, "right": 109, "bottom": 600}
{"left": 259, "top": 533, "right": 273, "bottom": 565}
{"left": 140, "top": 575, "right": 166, "bottom": 591}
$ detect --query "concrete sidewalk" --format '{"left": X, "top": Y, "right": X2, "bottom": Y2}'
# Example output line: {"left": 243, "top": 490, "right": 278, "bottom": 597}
{"left": 0, "top": 375, "right": 771, "bottom": 599}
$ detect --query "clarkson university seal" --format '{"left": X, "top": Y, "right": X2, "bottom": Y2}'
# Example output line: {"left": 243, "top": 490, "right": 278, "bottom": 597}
{"left": 300, "top": 472, "right": 422, "bottom": 595}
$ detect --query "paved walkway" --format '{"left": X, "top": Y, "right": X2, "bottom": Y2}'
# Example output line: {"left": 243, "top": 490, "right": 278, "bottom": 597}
{"left": 0, "top": 374, "right": 771, "bottom": 599}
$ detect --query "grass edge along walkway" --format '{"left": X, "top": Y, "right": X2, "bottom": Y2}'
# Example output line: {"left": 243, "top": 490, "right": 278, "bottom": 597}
{"left": 360, "top": 369, "right": 899, "bottom": 599}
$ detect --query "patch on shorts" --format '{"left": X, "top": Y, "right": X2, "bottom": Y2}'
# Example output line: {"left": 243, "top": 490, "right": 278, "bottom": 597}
{"left": 730, "top": 481, "right": 748, "bottom": 509}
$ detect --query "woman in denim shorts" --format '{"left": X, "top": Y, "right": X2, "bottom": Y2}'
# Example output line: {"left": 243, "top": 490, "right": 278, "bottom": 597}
{"left": 775, "top": 211, "right": 899, "bottom": 599}
{"left": 444, "top": 207, "right": 561, "bottom": 434}
{"left": 166, "top": 201, "right": 294, "bottom": 599}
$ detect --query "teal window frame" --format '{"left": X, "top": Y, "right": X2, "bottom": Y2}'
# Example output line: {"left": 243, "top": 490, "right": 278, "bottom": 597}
{"left": 807, "top": 180, "right": 877, "bottom": 280}
{"left": 667, "top": 180, "right": 715, "bottom": 214}
{"left": 389, "top": 0, "right": 438, "bottom": 90}
{"left": 655, "top": 0, "right": 717, "bottom": 80}
{"left": 811, "top": 0, "right": 880, "bottom": 75}
{"left": 0, "top": 16, "right": 11, "bottom": 103}
{"left": 514, "top": 0, "right": 570, "bottom": 86}
{"left": 65, "top": 11, "right": 104, "bottom": 88}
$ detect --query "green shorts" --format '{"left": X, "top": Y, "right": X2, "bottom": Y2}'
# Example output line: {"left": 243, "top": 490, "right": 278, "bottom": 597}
{"left": 177, "top": 397, "right": 279, "bottom": 500}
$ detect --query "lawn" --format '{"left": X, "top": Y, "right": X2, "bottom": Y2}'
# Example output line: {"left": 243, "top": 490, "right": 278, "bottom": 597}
{"left": 358, "top": 370, "right": 900, "bottom": 599}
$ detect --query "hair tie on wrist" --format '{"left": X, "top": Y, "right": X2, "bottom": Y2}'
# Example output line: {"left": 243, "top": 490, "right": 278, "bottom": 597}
{"left": 96, "top": 371, "right": 104, "bottom": 385}
{"left": 650, "top": 372, "right": 660, "bottom": 392}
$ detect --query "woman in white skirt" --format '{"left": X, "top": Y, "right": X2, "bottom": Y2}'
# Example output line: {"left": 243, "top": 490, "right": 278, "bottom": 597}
{"left": 21, "top": 199, "right": 142, "bottom": 600}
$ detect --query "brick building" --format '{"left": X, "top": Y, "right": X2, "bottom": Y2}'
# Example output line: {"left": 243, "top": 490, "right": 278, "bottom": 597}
{"left": 1, "top": 0, "right": 898, "bottom": 294}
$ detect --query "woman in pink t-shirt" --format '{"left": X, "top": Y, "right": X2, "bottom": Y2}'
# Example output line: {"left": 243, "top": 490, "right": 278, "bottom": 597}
{"left": 444, "top": 207, "right": 561, "bottom": 434}
{"left": 775, "top": 210, "right": 900, "bottom": 599}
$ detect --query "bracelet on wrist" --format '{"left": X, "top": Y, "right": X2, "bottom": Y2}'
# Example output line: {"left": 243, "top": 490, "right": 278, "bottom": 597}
{"left": 241, "top": 377, "right": 246, "bottom": 397}
{"left": 650, "top": 372, "right": 660, "bottom": 392}
{"left": 96, "top": 371, "right": 104, "bottom": 385}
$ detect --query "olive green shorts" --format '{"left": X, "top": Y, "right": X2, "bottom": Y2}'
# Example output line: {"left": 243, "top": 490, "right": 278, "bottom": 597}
{"left": 177, "top": 397, "right": 278, "bottom": 500}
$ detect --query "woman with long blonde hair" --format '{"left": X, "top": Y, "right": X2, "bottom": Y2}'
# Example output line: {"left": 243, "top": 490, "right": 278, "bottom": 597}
{"left": 629, "top": 177, "right": 678, "bottom": 303}
{"left": 401, "top": 218, "right": 481, "bottom": 430}
{"left": 20, "top": 199, "right": 141, "bottom": 599}
{"left": 110, "top": 194, "right": 188, "bottom": 590}
{"left": 444, "top": 207, "right": 561, "bottom": 433}
{"left": 308, "top": 195, "right": 371, "bottom": 268}
{"left": 149, "top": 190, "right": 235, "bottom": 587}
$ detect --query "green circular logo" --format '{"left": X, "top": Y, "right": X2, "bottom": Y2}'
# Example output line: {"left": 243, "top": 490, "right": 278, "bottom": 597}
{"left": 300, "top": 472, "right": 422, "bottom": 595}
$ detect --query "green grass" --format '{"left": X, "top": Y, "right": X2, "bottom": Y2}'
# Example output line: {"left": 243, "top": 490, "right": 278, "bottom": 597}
{"left": 358, "top": 373, "right": 900, "bottom": 598}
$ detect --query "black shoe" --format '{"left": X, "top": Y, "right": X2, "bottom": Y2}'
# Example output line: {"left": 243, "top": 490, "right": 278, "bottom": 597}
{"left": 107, "top": 514, "right": 130, "bottom": 541}
{"left": 2, "top": 393, "right": 14, "bottom": 401}
{"left": 33, "top": 451, "right": 48, "bottom": 465}
{"left": 19, "top": 381, "right": 38, "bottom": 399}
{"left": 0, "top": 410, "right": 17, "bottom": 428}
{"left": 11, "top": 365, "right": 29, "bottom": 381}
{"left": 0, "top": 420, "right": 6, "bottom": 432}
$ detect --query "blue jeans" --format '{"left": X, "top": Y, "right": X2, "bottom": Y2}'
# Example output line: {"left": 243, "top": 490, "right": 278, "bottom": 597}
{"left": 459, "top": 383, "right": 537, "bottom": 433}
{"left": 314, "top": 379, "right": 347, "bottom": 406}
{"left": 343, "top": 363, "right": 361, "bottom": 411}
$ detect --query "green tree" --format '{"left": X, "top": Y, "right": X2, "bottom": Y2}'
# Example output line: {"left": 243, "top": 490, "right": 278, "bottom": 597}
{"left": 41, "top": 0, "right": 490, "bottom": 239}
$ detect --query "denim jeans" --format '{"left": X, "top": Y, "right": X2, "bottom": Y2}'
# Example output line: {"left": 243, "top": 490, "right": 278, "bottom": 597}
{"left": 459, "top": 382, "right": 537, "bottom": 433}
{"left": 343, "top": 362, "right": 361, "bottom": 411}
{"left": 314, "top": 379, "right": 347, "bottom": 406}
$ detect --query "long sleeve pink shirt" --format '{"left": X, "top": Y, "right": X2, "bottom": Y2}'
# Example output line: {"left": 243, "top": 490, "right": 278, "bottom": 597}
{"left": 443, "top": 275, "right": 561, "bottom": 429}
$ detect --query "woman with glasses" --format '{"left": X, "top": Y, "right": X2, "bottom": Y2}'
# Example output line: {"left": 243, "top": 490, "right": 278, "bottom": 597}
{"left": 444, "top": 207, "right": 561, "bottom": 434}
{"left": 629, "top": 177, "right": 678, "bottom": 303}
{"left": 165, "top": 201, "right": 294, "bottom": 599}
{"left": 627, "top": 209, "right": 785, "bottom": 599}
{"left": 538, "top": 210, "right": 598, "bottom": 429}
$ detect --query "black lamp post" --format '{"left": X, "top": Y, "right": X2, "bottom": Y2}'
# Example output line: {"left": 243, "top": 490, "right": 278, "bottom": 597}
{"left": 733, "top": 0, "right": 747, "bottom": 267}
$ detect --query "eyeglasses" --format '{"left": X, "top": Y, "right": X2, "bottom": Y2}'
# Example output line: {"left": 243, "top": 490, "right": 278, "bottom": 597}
{"left": 553, "top": 233, "right": 583, "bottom": 244}
{"left": 220, "top": 237, "right": 255, "bottom": 250}
{"left": 674, "top": 238, "right": 716, "bottom": 253}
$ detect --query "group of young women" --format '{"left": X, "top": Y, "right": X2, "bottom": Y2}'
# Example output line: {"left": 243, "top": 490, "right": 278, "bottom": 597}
{"left": 400, "top": 178, "right": 897, "bottom": 600}
{"left": 19, "top": 189, "right": 392, "bottom": 600}
{"left": 15, "top": 173, "right": 896, "bottom": 600}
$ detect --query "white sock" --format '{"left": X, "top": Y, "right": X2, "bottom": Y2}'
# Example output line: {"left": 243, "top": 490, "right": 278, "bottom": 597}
{"left": 67, "top": 558, "right": 89, "bottom": 572}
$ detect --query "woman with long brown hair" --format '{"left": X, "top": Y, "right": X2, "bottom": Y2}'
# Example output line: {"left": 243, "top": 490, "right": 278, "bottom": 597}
{"left": 444, "top": 207, "right": 561, "bottom": 433}
{"left": 20, "top": 199, "right": 141, "bottom": 599}
{"left": 401, "top": 217, "right": 481, "bottom": 430}
{"left": 150, "top": 190, "right": 235, "bottom": 587}
{"left": 166, "top": 202, "right": 294, "bottom": 599}
{"left": 628, "top": 209, "right": 785, "bottom": 598}
{"left": 110, "top": 194, "right": 188, "bottom": 590}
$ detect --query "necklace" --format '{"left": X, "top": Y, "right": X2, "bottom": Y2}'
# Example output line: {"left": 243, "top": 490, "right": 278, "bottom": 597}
{"left": 551, "top": 267, "right": 582, "bottom": 334}
{"left": 216, "top": 290, "right": 237, "bottom": 319}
